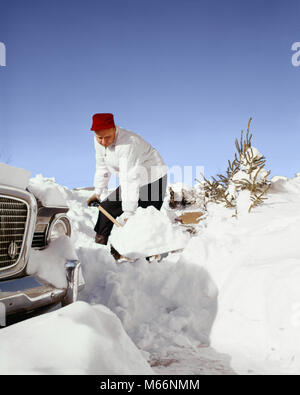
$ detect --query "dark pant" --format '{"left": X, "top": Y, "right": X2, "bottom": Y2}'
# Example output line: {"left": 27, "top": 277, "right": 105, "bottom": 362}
{"left": 94, "top": 175, "right": 167, "bottom": 238}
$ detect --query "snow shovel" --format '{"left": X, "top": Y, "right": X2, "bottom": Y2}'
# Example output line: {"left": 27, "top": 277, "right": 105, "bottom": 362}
{"left": 90, "top": 201, "right": 183, "bottom": 262}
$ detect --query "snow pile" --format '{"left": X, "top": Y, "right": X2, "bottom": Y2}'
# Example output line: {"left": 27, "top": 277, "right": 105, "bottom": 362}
{"left": 29, "top": 178, "right": 217, "bottom": 361}
{"left": 191, "top": 175, "right": 300, "bottom": 374}
{"left": 28, "top": 174, "right": 67, "bottom": 207}
{"left": 27, "top": 174, "right": 300, "bottom": 374}
{"left": 0, "top": 302, "right": 153, "bottom": 375}
{"left": 235, "top": 189, "right": 252, "bottom": 216}
{"left": 78, "top": 250, "right": 218, "bottom": 354}
{"left": 27, "top": 236, "right": 79, "bottom": 289}
{"left": 110, "top": 206, "right": 189, "bottom": 258}
{"left": 4, "top": 171, "right": 300, "bottom": 375}
{"left": 0, "top": 163, "right": 31, "bottom": 190}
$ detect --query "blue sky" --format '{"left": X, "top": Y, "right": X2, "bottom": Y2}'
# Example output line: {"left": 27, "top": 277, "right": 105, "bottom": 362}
{"left": 0, "top": 0, "right": 300, "bottom": 188}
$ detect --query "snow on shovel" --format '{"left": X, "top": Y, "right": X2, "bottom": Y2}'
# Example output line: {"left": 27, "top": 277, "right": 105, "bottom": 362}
{"left": 90, "top": 201, "right": 185, "bottom": 262}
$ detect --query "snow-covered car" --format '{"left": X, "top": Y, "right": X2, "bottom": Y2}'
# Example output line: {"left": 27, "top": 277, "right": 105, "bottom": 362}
{"left": 0, "top": 165, "right": 84, "bottom": 326}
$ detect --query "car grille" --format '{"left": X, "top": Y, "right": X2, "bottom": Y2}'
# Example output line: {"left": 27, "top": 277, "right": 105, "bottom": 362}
{"left": 0, "top": 196, "right": 28, "bottom": 269}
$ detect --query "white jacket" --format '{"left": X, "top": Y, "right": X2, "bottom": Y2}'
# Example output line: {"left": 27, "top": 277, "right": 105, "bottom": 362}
{"left": 94, "top": 126, "right": 167, "bottom": 216}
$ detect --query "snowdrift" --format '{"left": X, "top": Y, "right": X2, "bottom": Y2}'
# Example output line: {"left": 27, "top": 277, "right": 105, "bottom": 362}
{"left": 65, "top": 173, "right": 300, "bottom": 374}
{"left": 0, "top": 302, "right": 152, "bottom": 374}
{"left": 204, "top": 175, "right": 300, "bottom": 374}
{"left": 2, "top": 173, "right": 300, "bottom": 374}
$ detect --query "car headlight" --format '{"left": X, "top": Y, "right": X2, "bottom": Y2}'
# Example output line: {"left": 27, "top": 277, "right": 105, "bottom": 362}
{"left": 47, "top": 214, "right": 71, "bottom": 244}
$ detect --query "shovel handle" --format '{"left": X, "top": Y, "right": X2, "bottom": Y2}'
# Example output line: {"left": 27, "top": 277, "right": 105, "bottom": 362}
{"left": 97, "top": 205, "right": 122, "bottom": 227}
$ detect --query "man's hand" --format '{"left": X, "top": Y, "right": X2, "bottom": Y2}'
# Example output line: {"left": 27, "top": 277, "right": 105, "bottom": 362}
{"left": 87, "top": 193, "right": 100, "bottom": 207}
{"left": 116, "top": 213, "right": 132, "bottom": 226}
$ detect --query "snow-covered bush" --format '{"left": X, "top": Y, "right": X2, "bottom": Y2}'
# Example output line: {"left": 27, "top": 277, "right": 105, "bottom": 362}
{"left": 202, "top": 118, "right": 271, "bottom": 214}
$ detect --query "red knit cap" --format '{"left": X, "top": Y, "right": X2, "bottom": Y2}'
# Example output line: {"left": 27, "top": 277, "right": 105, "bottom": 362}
{"left": 91, "top": 113, "right": 115, "bottom": 131}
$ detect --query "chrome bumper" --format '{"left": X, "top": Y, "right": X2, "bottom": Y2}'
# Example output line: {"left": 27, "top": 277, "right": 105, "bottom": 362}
{"left": 0, "top": 260, "right": 85, "bottom": 326}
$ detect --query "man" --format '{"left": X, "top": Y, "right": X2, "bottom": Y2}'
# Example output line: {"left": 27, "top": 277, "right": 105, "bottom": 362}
{"left": 87, "top": 113, "right": 167, "bottom": 246}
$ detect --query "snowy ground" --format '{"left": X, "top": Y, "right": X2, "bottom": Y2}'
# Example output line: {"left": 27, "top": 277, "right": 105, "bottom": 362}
{"left": 2, "top": 173, "right": 300, "bottom": 375}
{"left": 0, "top": 302, "right": 152, "bottom": 374}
